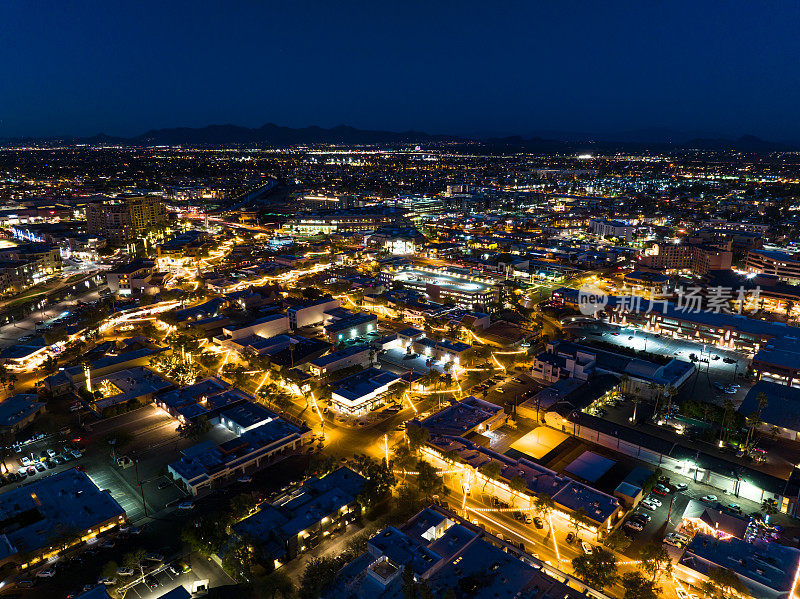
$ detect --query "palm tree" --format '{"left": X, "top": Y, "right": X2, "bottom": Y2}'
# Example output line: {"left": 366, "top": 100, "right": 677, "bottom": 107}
{"left": 743, "top": 392, "right": 768, "bottom": 452}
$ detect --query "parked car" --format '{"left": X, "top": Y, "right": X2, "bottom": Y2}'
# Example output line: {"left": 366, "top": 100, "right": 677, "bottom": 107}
{"left": 98, "top": 577, "right": 117, "bottom": 586}
{"left": 632, "top": 512, "right": 651, "bottom": 523}
{"left": 702, "top": 494, "right": 718, "bottom": 503}
{"left": 237, "top": 476, "right": 252, "bottom": 483}
{"left": 641, "top": 500, "right": 657, "bottom": 511}
{"left": 565, "top": 532, "right": 575, "bottom": 544}
{"left": 652, "top": 487, "right": 667, "bottom": 496}
{"left": 625, "top": 520, "right": 644, "bottom": 531}
{"left": 117, "top": 567, "right": 134, "bottom": 576}
{"left": 145, "top": 576, "right": 160, "bottom": 590}
{"left": 581, "top": 541, "right": 593, "bottom": 554}
{"left": 71, "top": 450, "right": 82, "bottom": 459}
{"left": 674, "top": 483, "right": 688, "bottom": 492}
{"left": 37, "top": 568, "right": 56, "bottom": 578}
{"left": 663, "top": 537, "right": 684, "bottom": 548}
{"left": 646, "top": 497, "right": 662, "bottom": 507}
{"left": 46, "top": 449, "right": 56, "bottom": 458}
{"left": 533, "top": 517, "right": 544, "bottom": 529}
{"left": 145, "top": 553, "right": 164, "bottom": 562}
{"left": 178, "top": 501, "right": 194, "bottom": 510}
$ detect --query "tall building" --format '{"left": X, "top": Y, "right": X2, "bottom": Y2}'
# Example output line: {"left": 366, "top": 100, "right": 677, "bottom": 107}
{"left": 86, "top": 196, "right": 167, "bottom": 243}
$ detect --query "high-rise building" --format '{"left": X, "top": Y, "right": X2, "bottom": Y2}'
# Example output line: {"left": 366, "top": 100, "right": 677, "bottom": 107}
{"left": 86, "top": 196, "right": 167, "bottom": 243}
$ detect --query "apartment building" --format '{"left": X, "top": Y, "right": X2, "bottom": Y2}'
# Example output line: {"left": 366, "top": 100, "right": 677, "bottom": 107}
{"left": 638, "top": 240, "right": 732, "bottom": 275}
{"left": 86, "top": 196, "right": 167, "bottom": 243}
{"left": 746, "top": 249, "right": 800, "bottom": 283}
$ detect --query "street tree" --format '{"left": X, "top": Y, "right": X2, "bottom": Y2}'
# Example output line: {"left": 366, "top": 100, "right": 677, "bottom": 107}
{"left": 508, "top": 475, "right": 528, "bottom": 507}
{"left": 415, "top": 459, "right": 443, "bottom": 499}
{"left": 700, "top": 567, "right": 747, "bottom": 599}
{"left": 639, "top": 542, "right": 673, "bottom": 582}
{"left": 603, "top": 528, "right": 632, "bottom": 552}
{"left": 479, "top": 460, "right": 502, "bottom": 491}
{"left": 406, "top": 424, "right": 429, "bottom": 452}
{"left": 569, "top": 508, "right": 591, "bottom": 539}
{"left": 253, "top": 570, "right": 294, "bottom": 599}
{"left": 571, "top": 547, "right": 618, "bottom": 590}
{"left": 620, "top": 571, "right": 661, "bottom": 599}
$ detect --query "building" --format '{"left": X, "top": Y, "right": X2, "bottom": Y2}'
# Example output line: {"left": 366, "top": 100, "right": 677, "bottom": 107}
{"left": 86, "top": 196, "right": 167, "bottom": 243}
{"left": 230, "top": 467, "right": 365, "bottom": 564}
{"left": 323, "top": 310, "right": 378, "bottom": 342}
{"left": 168, "top": 399, "right": 312, "bottom": 495}
{"left": 308, "top": 344, "right": 372, "bottom": 377}
{"left": 287, "top": 297, "right": 341, "bottom": 329}
{"left": 0, "top": 393, "right": 46, "bottom": 433}
{"left": 106, "top": 259, "right": 156, "bottom": 295}
{"left": 0, "top": 468, "right": 126, "bottom": 570}
{"left": 677, "top": 533, "right": 800, "bottom": 599}
{"left": 739, "top": 380, "right": 800, "bottom": 440}
{"left": 590, "top": 218, "right": 633, "bottom": 241}
{"left": 0, "top": 241, "right": 62, "bottom": 293}
{"left": 380, "top": 265, "right": 501, "bottom": 310}
{"left": 746, "top": 249, "right": 800, "bottom": 283}
{"left": 417, "top": 397, "right": 505, "bottom": 436}
{"left": 395, "top": 328, "right": 472, "bottom": 366}
{"left": 79, "top": 366, "right": 174, "bottom": 413}
{"left": 531, "top": 340, "right": 694, "bottom": 391}
{"left": 327, "top": 506, "right": 606, "bottom": 599}
{"left": 638, "top": 240, "right": 732, "bottom": 275}
{"left": 364, "top": 226, "right": 426, "bottom": 255}
{"left": 330, "top": 367, "right": 403, "bottom": 415}
{"left": 284, "top": 207, "right": 402, "bottom": 236}
{"left": 217, "top": 315, "right": 290, "bottom": 343}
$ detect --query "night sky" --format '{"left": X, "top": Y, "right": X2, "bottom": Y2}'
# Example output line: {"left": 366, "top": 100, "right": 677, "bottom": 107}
{"left": 2, "top": 1, "right": 799, "bottom": 140}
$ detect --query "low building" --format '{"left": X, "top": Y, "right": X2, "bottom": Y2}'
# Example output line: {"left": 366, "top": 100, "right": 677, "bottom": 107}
{"left": 231, "top": 467, "right": 365, "bottom": 564}
{"left": 79, "top": 366, "right": 174, "bottom": 413}
{"left": 217, "top": 315, "right": 290, "bottom": 343}
{"left": 330, "top": 367, "right": 403, "bottom": 415}
{"left": 308, "top": 344, "right": 372, "bottom": 377}
{"left": 396, "top": 327, "right": 471, "bottom": 366}
{"left": 416, "top": 397, "right": 505, "bottom": 437}
{"left": 746, "top": 249, "right": 800, "bottom": 283}
{"left": 739, "top": 380, "right": 800, "bottom": 440}
{"left": 677, "top": 533, "right": 800, "bottom": 599}
{"left": 287, "top": 297, "right": 341, "bottom": 330}
{"left": 380, "top": 264, "right": 502, "bottom": 310}
{"left": 168, "top": 407, "right": 311, "bottom": 495}
{"left": 106, "top": 259, "right": 156, "bottom": 295}
{"left": 0, "top": 468, "right": 126, "bottom": 571}
{"left": 323, "top": 311, "right": 378, "bottom": 342}
{"left": 0, "top": 394, "right": 46, "bottom": 433}
{"left": 326, "top": 506, "right": 601, "bottom": 599}
{"left": 531, "top": 340, "right": 694, "bottom": 392}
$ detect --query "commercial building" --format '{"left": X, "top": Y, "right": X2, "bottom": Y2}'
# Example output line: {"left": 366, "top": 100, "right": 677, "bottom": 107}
{"left": 287, "top": 297, "right": 341, "bottom": 329}
{"left": 0, "top": 468, "right": 126, "bottom": 570}
{"left": 284, "top": 208, "right": 401, "bottom": 236}
{"left": 86, "top": 196, "right": 167, "bottom": 243}
{"left": 308, "top": 344, "right": 372, "bottom": 377}
{"left": 590, "top": 218, "right": 633, "bottom": 241}
{"left": 0, "top": 241, "right": 62, "bottom": 293}
{"left": 395, "top": 328, "right": 472, "bottom": 366}
{"left": 105, "top": 259, "right": 156, "bottom": 295}
{"left": 217, "top": 314, "right": 290, "bottom": 343}
{"left": 230, "top": 467, "right": 365, "bottom": 565}
{"left": 531, "top": 340, "right": 694, "bottom": 391}
{"left": 677, "top": 533, "right": 800, "bottom": 599}
{"left": 323, "top": 310, "right": 378, "bottom": 342}
{"left": 417, "top": 396, "right": 505, "bottom": 437}
{"left": 739, "top": 381, "right": 800, "bottom": 440}
{"left": 0, "top": 393, "right": 46, "bottom": 433}
{"left": 638, "top": 240, "right": 732, "bottom": 275}
{"left": 380, "top": 264, "right": 501, "bottom": 310}
{"left": 168, "top": 405, "right": 311, "bottom": 495}
{"left": 330, "top": 367, "right": 403, "bottom": 415}
{"left": 363, "top": 225, "right": 426, "bottom": 255}
{"left": 328, "top": 506, "right": 608, "bottom": 599}
{"left": 746, "top": 249, "right": 800, "bottom": 283}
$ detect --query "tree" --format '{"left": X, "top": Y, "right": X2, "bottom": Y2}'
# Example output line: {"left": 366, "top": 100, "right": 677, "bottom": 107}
{"left": 701, "top": 566, "right": 747, "bottom": 599}
{"left": 392, "top": 442, "right": 417, "bottom": 479}
{"left": 604, "top": 528, "right": 632, "bottom": 552}
{"left": 569, "top": 508, "right": 591, "bottom": 539}
{"left": 406, "top": 424, "right": 429, "bottom": 452}
{"left": 357, "top": 457, "right": 396, "bottom": 508}
{"left": 761, "top": 498, "right": 779, "bottom": 516}
{"left": 479, "top": 460, "right": 502, "bottom": 491}
{"left": 222, "top": 536, "right": 254, "bottom": 581}
{"left": 178, "top": 415, "right": 212, "bottom": 440}
{"left": 743, "top": 392, "right": 768, "bottom": 452}
{"left": 415, "top": 459, "right": 443, "bottom": 499}
{"left": 508, "top": 475, "right": 528, "bottom": 507}
{"left": 639, "top": 542, "right": 673, "bottom": 582}
{"left": 298, "top": 556, "right": 346, "bottom": 599}
{"left": 571, "top": 547, "right": 618, "bottom": 590}
{"left": 253, "top": 570, "right": 294, "bottom": 599}
{"left": 123, "top": 548, "right": 147, "bottom": 577}
{"left": 229, "top": 493, "right": 257, "bottom": 523}
{"left": 101, "top": 560, "right": 119, "bottom": 581}
{"left": 620, "top": 571, "right": 661, "bottom": 599}
{"left": 533, "top": 492, "right": 555, "bottom": 525}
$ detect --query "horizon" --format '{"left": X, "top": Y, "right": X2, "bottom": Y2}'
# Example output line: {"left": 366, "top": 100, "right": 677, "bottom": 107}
{"left": 2, "top": 1, "right": 800, "bottom": 141}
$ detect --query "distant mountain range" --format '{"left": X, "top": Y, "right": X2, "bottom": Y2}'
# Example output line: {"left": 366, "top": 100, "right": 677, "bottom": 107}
{"left": 2, "top": 123, "right": 797, "bottom": 153}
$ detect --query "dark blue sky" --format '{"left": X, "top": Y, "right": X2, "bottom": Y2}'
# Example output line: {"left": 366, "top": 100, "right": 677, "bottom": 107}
{"left": 2, "top": 1, "right": 799, "bottom": 140}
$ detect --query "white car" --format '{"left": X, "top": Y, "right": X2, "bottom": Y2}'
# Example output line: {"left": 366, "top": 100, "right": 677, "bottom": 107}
{"left": 581, "top": 541, "right": 593, "bottom": 554}
{"left": 46, "top": 449, "right": 56, "bottom": 458}
{"left": 71, "top": 449, "right": 82, "bottom": 459}
{"left": 98, "top": 577, "right": 117, "bottom": 586}
{"left": 641, "top": 500, "right": 658, "bottom": 511}
{"left": 20, "top": 456, "right": 31, "bottom": 467}
{"left": 117, "top": 567, "right": 135, "bottom": 576}
{"left": 702, "top": 494, "right": 718, "bottom": 503}
{"left": 37, "top": 568, "right": 56, "bottom": 578}
{"left": 647, "top": 497, "right": 662, "bottom": 507}
{"left": 664, "top": 537, "right": 684, "bottom": 548}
